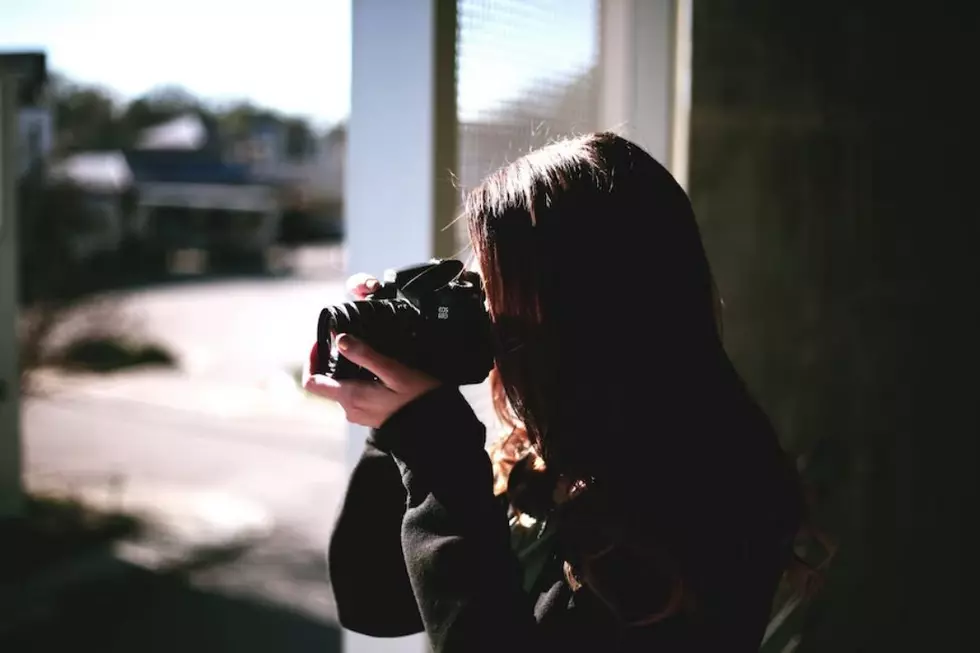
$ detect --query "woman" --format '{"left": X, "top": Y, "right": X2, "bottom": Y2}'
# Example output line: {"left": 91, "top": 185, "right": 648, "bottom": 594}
{"left": 305, "top": 132, "right": 807, "bottom": 651}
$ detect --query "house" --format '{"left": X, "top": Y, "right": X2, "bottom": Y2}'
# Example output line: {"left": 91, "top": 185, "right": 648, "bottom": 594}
{"left": 46, "top": 151, "right": 133, "bottom": 261}
{"left": 17, "top": 101, "right": 53, "bottom": 178}
{"left": 277, "top": 124, "right": 345, "bottom": 242}
{"left": 48, "top": 112, "right": 287, "bottom": 264}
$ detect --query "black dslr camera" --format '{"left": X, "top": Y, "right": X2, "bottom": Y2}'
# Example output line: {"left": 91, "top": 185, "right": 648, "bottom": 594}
{"left": 316, "top": 259, "right": 495, "bottom": 385}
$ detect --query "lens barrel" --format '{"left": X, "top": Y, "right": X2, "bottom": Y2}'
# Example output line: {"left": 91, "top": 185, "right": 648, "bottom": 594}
{"left": 316, "top": 299, "right": 419, "bottom": 379}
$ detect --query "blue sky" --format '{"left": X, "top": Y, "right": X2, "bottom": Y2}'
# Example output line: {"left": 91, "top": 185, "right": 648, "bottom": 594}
{"left": 0, "top": 0, "right": 596, "bottom": 129}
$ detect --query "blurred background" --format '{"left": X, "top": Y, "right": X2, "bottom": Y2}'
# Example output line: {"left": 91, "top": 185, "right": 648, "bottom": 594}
{"left": 0, "top": 1, "right": 975, "bottom": 652}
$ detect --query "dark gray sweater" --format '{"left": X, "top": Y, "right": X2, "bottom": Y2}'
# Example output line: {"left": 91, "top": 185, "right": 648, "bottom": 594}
{"left": 328, "top": 386, "right": 797, "bottom": 652}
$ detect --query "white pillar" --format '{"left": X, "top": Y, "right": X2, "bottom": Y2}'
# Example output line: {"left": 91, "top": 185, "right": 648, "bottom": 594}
{"left": 0, "top": 72, "right": 23, "bottom": 518}
{"left": 343, "top": 0, "right": 457, "bottom": 651}
{"left": 598, "top": 0, "right": 693, "bottom": 188}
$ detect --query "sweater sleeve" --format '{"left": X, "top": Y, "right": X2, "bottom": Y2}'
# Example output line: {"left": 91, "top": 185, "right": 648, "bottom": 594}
{"left": 372, "top": 386, "right": 541, "bottom": 653}
{"left": 327, "top": 438, "right": 425, "bottom": 637}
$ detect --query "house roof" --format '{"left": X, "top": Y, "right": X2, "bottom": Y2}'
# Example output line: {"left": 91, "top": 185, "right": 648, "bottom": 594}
{"left": 135, "top": 113, "right": 209, "bottom": 150}
{"left": 124, "top": 149, "right": 257, "bottom": 185}
{"left": 48, "top": 151, "right": 132, "bottom": 191}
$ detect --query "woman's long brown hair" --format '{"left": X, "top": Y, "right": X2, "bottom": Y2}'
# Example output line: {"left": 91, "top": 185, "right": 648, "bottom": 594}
{"left": 466, "top": 132, "right": 820, "bottom": 626}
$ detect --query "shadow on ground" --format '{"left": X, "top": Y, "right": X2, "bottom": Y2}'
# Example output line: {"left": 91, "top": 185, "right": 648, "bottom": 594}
{"left": 2, "top": 556, "right": 340, "bottom": 653}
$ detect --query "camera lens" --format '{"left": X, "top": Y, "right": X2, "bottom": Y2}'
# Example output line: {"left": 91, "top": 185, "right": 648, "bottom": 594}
{"left": 317, "top": 299, "right": 420, "bottom": 379}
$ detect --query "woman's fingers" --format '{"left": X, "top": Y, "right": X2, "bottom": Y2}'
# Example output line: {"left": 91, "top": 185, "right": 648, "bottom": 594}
{"left": 300, "top": 335, "right": 441, "bottom": 428}
{"left": 346, "top": 273, "right": 381, "bottom": 299}
{"left": 335, "top": 334, "right": 410, "bottom": 390}
{"left": 301, "top": 342, "right": 320, "bottom": 386}
{"left": 303, "top": 369, "right": 343, "bottom": 401}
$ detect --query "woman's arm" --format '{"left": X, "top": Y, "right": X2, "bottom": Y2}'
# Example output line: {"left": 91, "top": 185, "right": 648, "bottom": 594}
{"left": 305, "top": 336, "right": 546, "bottom": 650}
{"left": 327, "top": 438, "right": 424, "bottom": 637}
{"left": 372, "top": 386, "right": 541, "bottom": 652}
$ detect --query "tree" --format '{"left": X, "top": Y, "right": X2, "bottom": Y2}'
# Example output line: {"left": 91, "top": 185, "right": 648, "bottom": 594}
{"left": 49, "top": 75, "right": 118, "bottom": 152}
{"left": 16, "top": 173, "right": 105, "bottom": 382}
{"left": 17, "top": 174, "right": 103, "bottom": 304}
{"left": 140, "top": 85, "right": 201, "bottom": 115}
{"left": 283, "top": 117, "right": 315, "bottom": 159}
{"left": 216, "top": 102, "right": 318, "bottom": 161}
{"left": 46, "top": 72, "right": 318, "bottom": 158}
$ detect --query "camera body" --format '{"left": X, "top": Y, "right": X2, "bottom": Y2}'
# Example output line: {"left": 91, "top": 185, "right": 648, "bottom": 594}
{"left": 316, "top": 259, "right": 494, "bottom": 385}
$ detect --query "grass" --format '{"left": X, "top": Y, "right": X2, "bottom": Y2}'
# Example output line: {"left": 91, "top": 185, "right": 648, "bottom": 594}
{"left": 54, "top": 336, "right": 176, "bottom": 374}
{"left": 0, "top": 494, "right": 142, "bottom": 585}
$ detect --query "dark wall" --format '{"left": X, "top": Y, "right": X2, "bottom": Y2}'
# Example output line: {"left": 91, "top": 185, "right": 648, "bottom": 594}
{"left": 689, "top": 2, "right": 977, "bottom": 650}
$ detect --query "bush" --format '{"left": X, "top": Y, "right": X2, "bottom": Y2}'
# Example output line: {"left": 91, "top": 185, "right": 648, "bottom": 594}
{"left": 55, "top": 336, "right": 176, "bottom": 373}
{"left": 15, "top": 175, "right": 176, "bottom": 383}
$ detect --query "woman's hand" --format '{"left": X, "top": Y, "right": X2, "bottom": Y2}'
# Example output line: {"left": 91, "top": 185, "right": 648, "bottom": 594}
{"left": 346, "top": 272, "right": 381, "bottom": 299}
{"left": 301, "top": 273, "right": 440, "bottom": 428}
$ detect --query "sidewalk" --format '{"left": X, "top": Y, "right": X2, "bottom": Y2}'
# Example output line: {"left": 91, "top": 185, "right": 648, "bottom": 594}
{"left": 25, "top": 365, "right": 344, "bottom": 425}
{"left": 0, "top": 481, "right": 274, "bottom": 641}
{"left": 28, "top": 364, "right": 498, "bottom": 435}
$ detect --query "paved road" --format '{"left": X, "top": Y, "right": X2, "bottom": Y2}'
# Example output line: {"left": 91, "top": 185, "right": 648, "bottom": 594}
{"left": 19, "top": 246, "right": 353, "bottom": 651}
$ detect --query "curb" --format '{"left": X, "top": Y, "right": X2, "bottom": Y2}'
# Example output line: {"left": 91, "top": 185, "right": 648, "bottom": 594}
{"left": 23, "top": 366, "right": 343, "bottom": 424}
